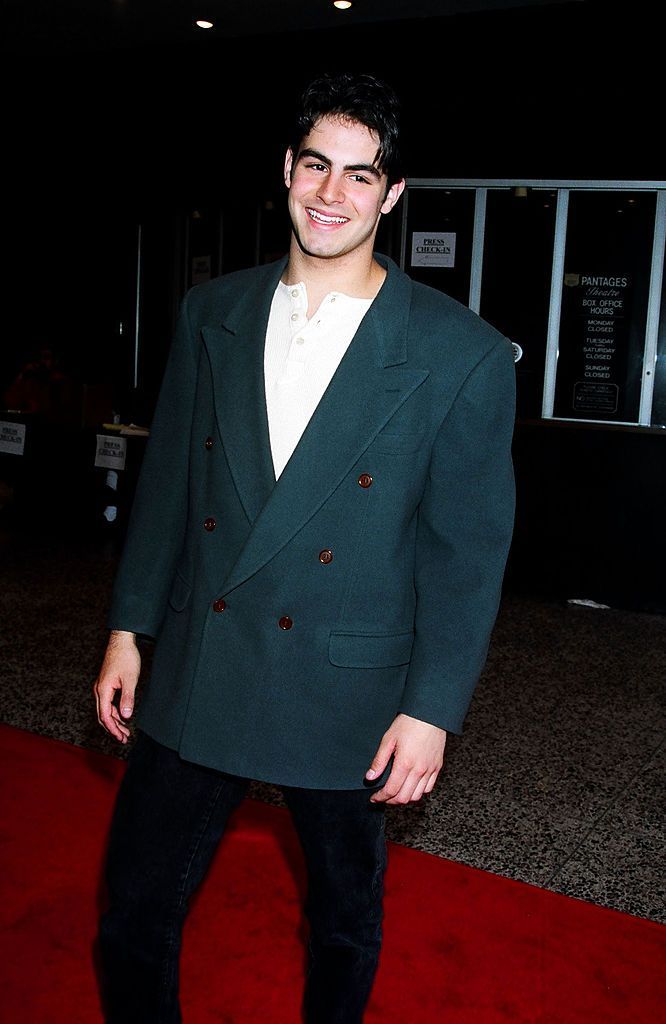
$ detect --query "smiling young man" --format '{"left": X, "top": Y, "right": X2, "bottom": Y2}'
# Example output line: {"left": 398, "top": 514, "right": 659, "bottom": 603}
{"left": 283, "top": 114, "right": 403, "bottom": 303}
{"left": 94, "top": 72, "right": 516, "bottom": 1023}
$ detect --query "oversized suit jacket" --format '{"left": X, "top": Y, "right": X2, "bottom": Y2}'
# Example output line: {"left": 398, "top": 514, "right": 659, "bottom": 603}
{"left": 108, "top": 253, "right": 516, "bottom": 789}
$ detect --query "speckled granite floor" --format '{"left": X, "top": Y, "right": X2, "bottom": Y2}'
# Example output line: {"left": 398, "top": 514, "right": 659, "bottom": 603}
{"left": 1, "top": 526, "right": 664, "bottom": 924}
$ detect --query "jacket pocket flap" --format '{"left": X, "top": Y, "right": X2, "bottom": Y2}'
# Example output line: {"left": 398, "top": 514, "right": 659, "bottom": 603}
{"left": 168, "top": 570, "right": 192, "bottom": 612}
{"left": 328, "top": 631, "right": 414, "bottom": 668}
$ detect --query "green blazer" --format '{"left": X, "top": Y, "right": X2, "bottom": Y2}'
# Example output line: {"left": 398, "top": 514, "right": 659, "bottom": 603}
{"left": 108, "top": 254, "right": 515, "bottom": 789}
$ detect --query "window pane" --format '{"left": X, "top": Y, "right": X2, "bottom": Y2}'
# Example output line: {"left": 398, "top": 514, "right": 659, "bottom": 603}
{"left": 480, "top": 188, "right": 557, "bottom": 419}
{"left": 404, "top": 189, "right": 475, "bottom": 305}
{"left": 554, "top": 191, "right": 657, "bottom": 422}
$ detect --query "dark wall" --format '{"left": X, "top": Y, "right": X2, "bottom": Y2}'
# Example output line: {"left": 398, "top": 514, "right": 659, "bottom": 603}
{"left": 4, "top": 1, "right": 664, "bottom": 611}
{"left": 7, "top": 1, "right": 659, "bottom": 376}
{"left": 509, "top": 424, "right": 665, "bottom": 613}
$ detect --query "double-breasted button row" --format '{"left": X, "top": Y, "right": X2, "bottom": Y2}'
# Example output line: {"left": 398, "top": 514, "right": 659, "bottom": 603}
{"left": 212, "top": 598, "right": 226, "bottom": 613}
{"left": 319, "top": 549, "right": 333, "bottom": 564}
{"left": 204, "top": 436, "right": 214, "bottom": 449}
{"left": 204, "top": 517, "right": 216, "bottom": 532}
{"left": 278, "top": 616, "right": 293, "bottom": 630}
{"left": 358, "top": 473, "right": 373, "bottom": 488}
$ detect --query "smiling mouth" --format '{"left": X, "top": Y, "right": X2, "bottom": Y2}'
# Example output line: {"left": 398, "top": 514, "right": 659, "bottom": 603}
{"left": 306, "top": 208, "right": 349, "bottom": 225}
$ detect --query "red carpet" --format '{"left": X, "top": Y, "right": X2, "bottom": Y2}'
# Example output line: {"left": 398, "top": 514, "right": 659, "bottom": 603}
{"left": 0, "top": 724, "right": 663, "bottom": 1023}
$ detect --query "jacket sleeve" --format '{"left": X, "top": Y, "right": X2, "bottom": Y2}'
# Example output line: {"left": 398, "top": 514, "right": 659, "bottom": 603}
{"left": 106, "top": 289, "right": 198, "bottom": 637}
{"left": 398, "top": 336, "right": 516, "bottom": 733}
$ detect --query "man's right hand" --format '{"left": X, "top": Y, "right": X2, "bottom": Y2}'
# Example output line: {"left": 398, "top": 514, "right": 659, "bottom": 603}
{"left": 94, "top": 630, "right": 141, "bottom": 744}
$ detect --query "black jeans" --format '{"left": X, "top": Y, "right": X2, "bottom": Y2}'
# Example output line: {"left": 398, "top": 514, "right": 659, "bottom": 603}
{"left": 98, "top": 731, "right": 387, "bottom": 1023}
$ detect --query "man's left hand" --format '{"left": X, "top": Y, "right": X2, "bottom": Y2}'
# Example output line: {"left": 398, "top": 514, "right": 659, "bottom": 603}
{"left": 366, "top": 713, "right": 447, "bottom": 804}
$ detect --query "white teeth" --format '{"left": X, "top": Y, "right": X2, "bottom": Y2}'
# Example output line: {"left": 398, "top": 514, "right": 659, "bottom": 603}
{"left": 307, "top": 209, "right": 348, "bottom": 225}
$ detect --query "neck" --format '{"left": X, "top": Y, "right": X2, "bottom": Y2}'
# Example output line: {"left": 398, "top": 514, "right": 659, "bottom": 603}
{"left": 283, "top": 240, "right": 386, "bottom": 307}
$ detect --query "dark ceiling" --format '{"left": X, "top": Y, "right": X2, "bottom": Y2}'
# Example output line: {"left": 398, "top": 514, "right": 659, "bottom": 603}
{"left": 6, "top": 0, "right": 657, "bottom": 193}
{"left": 7, "top": 0, "right": 567, "bottom": 55}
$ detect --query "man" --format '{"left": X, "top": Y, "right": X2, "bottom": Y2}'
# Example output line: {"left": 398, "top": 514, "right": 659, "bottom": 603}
{"left": 94, "top": 71, "right": 515, "bottom": 1023}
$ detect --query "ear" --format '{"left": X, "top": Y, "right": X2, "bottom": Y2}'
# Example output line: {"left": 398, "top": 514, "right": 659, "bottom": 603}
{"left": 284, "top": 148, "right": 294, "bottom": 188}
{"left": 380, "top": 178, "right": 406, "bottom": 215}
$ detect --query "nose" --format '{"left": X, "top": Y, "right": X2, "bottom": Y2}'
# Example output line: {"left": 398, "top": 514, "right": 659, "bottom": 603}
{"left": 316, "top": 173, "right": 345, "bottom": 206}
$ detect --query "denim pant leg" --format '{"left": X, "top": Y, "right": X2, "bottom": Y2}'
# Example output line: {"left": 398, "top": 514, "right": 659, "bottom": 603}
{"left": 98, "top": 731, "right": 249, "bottom": 1024}
{"left": 281, "top": 785, "right": 388, "bottom": 1024}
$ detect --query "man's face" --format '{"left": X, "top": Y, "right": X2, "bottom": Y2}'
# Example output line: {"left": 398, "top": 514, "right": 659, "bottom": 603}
{"left": 284, "top": 115, "right": 404, "bottom": 264}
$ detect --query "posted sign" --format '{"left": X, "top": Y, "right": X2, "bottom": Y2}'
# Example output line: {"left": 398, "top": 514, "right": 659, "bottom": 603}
{"left": 411, "top": 232, "right": 456, "bottom": 268}
{"left": 557, "top": 272, "right": 632, "bottom": 417}
{"left": 95, "top": 434, "right": 127, "bottom": 470}
{"left": 0, "top": 421, "right": 26, "bottom": 456}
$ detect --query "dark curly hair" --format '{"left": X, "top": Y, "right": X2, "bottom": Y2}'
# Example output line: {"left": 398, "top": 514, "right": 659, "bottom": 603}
{"left": 289, "top": 71, "right": 404, "bottom": 186}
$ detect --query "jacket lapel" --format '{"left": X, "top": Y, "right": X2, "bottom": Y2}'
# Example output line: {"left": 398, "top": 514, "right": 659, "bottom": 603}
{"left": 216, "top": 256, "right": 430, "bottom": 598}
{"left": 201, "top": 258, "right": 286, "bottom": 524}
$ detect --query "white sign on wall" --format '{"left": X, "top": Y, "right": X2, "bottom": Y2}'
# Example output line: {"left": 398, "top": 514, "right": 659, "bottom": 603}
{"left": 0, "top": 421, "right": 26, "bottom": 456}
{"left": 411, "top": 232, "right": 456, "bottom": 268}
{"left": 95, "top": 434, "right": 127, "bottom": 470}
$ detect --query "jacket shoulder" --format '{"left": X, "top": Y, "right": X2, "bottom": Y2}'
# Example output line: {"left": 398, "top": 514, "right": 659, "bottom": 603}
{"left": 408, "top": 277, "right": 514, "bottom": 373}
{"left": 183, "top": 260, "right": 284, "bottom": 322}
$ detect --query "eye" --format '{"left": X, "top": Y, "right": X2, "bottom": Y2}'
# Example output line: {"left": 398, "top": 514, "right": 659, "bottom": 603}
{"left": 305, "top": 162, "right": 328, "bottom": 172}
{"left": 349, "top": 174, "right": 371, "bottom": 184}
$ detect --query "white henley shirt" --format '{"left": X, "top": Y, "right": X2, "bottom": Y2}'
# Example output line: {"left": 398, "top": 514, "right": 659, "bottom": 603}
{"left": 264, "top": 280, "right": 373, "bottom": 479}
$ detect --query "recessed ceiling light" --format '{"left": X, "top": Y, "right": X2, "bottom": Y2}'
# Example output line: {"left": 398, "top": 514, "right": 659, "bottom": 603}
{"left": 195, "top": 19, "right": 214, "bottom": 29}
{"left": 333, "top": 1, "right": 353, "bottom": 9}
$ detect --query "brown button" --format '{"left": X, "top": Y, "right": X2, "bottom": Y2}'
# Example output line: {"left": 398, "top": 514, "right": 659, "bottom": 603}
{"left": 278, "top": 615, "right": 293, "bottom": 630}
{"left": 358, "top": 473, "right": 373, "bottom": 488}
{"left": 319, "top": 549, "right": 333, "bottom": 564}
{"left": 205, "top": 436, "right": 214, "bottom": 449}
{"left": 204, "top": 517, "right": 216, "bottom": 531}
{"left": 212, "top": 598, "right": 226, "bottom": 613}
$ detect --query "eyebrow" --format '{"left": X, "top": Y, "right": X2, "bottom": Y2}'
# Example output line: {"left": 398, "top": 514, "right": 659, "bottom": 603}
{"left": 297, "top": 148, "right": 383, "bottom": 181}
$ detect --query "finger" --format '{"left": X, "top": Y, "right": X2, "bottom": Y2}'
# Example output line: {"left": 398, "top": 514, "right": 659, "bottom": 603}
{"left": 101, "top": 713, "right": 129, "bottom": 742}
{"left": 109, "top": 706, "right": 131, "bottom": 731}
{"left": 370, "top": 761, "right": 410, "bottom": 803}
{"left": 119, "top": 687, "right": 135, "bottom": 719}
{"left": 424, "top": 770, "right": 440, "bottom": 794}
{"left": 94, "top": 675, "right": 117, "bottom": 721}
{"left": 366, "top": 736, "right": 397, "bottom": 782}
{"left": 101, "top": 698, "right": 130, "bottom": 742}
{"left": 384, "top": 769, "right": 425, "bottom": 805}
{"left": 104, "top": 709, "right": 129, "bottom": 739}
{"left": 408, "top": 773, "right": 432, "bottom": 803}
